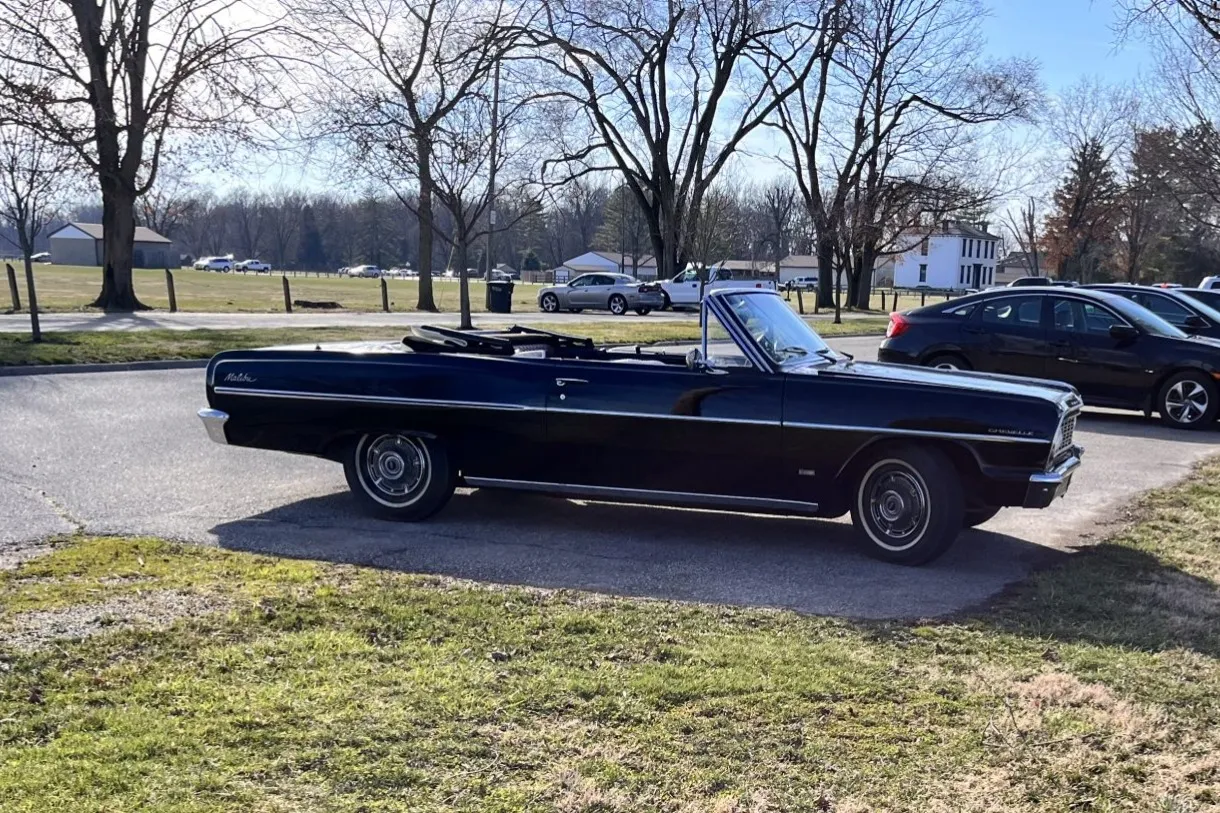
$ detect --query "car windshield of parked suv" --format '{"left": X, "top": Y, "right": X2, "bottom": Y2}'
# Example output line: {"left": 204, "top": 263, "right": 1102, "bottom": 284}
{"left": 1092, "top": 291, "right": 1188, "bottom": 338}
{"left": 721, "top": 292, "right": 833, "bottom": 366}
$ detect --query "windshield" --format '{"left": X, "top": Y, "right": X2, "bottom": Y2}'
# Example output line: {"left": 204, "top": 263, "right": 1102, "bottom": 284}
{"left": 720, "top": 291, "right": 833, "bottom": 365}
{"left": 1094, "top": 291, "right": 1188, "bottom": 338}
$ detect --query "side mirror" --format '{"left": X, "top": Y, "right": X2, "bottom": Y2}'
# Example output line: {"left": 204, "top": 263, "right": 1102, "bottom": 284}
{"left": 1185, "top": 314, "right": 1208, "bottom": 330}
{"left": 1109, "top": 324, "right": 1139, "bottom": 341}
{"left": 685, "top": 348, "right": 706, "bottom": 371}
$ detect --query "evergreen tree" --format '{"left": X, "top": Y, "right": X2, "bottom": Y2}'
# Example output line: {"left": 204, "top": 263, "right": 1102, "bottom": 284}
{"left": 1045, "top": 138, "right": 1121, "bottom": 282}
{"left": 297, "top": 203, "right": 327, "bottom": 270}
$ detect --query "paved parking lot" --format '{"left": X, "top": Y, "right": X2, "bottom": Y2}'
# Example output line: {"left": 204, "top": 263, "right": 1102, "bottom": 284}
{"left": 2, "top": 336, "right": 1217, "bottom": 618}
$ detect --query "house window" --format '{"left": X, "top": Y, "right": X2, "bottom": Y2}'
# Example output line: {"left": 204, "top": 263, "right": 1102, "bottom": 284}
{"left": 919, "top": 264, "right": 927, "bottom": 283}
{"left": 920, "top": 237, "right": 929, "bottom": 256}
{"left": 962, "top": 238, "right": 967, "bottom": 256}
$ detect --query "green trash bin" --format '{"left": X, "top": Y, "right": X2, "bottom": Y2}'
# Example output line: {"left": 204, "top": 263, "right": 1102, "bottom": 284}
{"left": 488, "top": 280, "right": 514, "bottom": 314}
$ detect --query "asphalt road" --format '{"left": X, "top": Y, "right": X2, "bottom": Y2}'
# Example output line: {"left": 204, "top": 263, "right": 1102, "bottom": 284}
{"left": 2, "top": 334, "right": 1216, "bottom": 619}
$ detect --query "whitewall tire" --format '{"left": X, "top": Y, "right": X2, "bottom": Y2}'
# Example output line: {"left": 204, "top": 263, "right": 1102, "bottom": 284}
{"left": 850, "top": 445, "right": 964, "bottom": 565}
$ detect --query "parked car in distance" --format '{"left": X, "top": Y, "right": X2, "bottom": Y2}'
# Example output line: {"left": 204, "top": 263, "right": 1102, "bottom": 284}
{"left": 787, "top": 275, "right": 819, "bottom": 292}
{"left": 384, "top": 267, "right": 412, "bottom": 278}
{"left": 1199, "top": 276, "right": 1220, "bottom": 290}
{"left": 1082, "top": 284, "right": 1220, "bottom": 339}
{"left": 194, "top": 256, "right": 233, "bottom": 272}
{"left": 235, "top": 259, "right": 271, "bottom": 273}
{"left": 1008, "top": 276, "right": 1056, "bottom": 287}
{"left": 29, "top": 251, "right": 51, "bottom": 263}
{"left": 347, "top": 265, "right": 382, "bottom": 278}
{"left": 199, "top": 288, "right": 1083, "bottom": 566}
{"left": 538, "top": 273, "right": 665, "bottom": 316}
{"left": 658, "top": 267, "right": 778, "bottom": 309}
{"left": 880, "top": 287, "right": 1220, "bottom": 429}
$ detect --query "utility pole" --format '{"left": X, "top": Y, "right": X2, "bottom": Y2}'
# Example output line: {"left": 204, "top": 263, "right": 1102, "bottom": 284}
{"left": 484, "top": 59, "right": 501, "bottom": 309}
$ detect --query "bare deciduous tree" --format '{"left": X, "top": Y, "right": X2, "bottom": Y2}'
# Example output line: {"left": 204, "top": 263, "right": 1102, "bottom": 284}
{"left": 526, "top": 0, "right": 832, "bottom": 282}
{"left": 0, "top": 125, "right": 76, "bottom": 289}
{"left": 1001, "top": 196, "right": 1043, "bottom": 277}
{"left": 0, "top": 0, "right": 288, "bottom": 309}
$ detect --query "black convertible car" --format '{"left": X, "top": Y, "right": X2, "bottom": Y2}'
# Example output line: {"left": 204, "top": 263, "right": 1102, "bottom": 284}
{"left": 200, "top": 289, "right": 1082, "bottom": 565}
{"left": 880, "top": 287, "right": 1220, "bottom": 429}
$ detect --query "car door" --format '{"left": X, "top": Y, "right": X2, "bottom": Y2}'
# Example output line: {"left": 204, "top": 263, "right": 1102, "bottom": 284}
{"left": 669, "top": 269, "right": 702, "bottom": 305}
{"left": 571, "top": 274, "right": 612, "bottom": 308}
{"left": 1042, "top": 296, "right": 1152, "bottom": 406}
{"left": 564, "top": 275, "right": 595, "bottom": 307}
{"left": 963, "top": 294, "right": 1049, "bottom": 377}
{"left": 542, "top": 353, "right": 784, "bottom": 498}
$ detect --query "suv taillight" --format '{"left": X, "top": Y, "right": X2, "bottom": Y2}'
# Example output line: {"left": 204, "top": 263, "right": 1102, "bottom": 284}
{"left": 886, "top": 312, "right": 909, "bottom": 339}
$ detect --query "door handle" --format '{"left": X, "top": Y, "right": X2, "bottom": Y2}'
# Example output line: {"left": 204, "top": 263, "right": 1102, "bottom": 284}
{"left": 555, "top": 378, "right": 588, "bottom": 388}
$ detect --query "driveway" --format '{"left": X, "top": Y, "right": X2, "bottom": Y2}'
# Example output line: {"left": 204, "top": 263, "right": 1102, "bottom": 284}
{"left": 2, "top": 336, "right": 1216, "bottom": 619}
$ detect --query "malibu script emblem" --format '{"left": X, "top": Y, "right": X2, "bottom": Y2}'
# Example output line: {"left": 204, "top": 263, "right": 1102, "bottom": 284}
{"left": 223, "top": 372, "right": 257, "bottom": 384}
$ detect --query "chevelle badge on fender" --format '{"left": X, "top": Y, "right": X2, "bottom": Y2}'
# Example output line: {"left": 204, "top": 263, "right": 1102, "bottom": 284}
{"left": 199, "top": 289, "right": 1083, "bottom": 566}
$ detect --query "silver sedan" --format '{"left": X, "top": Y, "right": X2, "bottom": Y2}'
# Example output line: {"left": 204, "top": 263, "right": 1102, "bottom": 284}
{"left": 538, "top": 273, "right": 666, "bottom": 315}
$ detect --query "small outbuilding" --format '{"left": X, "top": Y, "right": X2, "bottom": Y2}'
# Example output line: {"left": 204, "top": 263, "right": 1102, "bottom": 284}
{"left": 48, "top": 222, "right": 175, "bottom": 268}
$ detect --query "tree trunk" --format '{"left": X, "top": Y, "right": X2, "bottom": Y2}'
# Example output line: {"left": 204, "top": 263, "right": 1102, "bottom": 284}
{"left": 855, "top": 247, "right": 875, "bottom": 310}
{"left": 816, "top": 237, "right": 835, "bottom": 308}
{"left": 456, "top": 232, "right": 472, "bottom": 330}
{"left": 415, "top": 143, "right": 438, "bottom": 312}
{"left": 91, "top": 188, "right": 148, "bottom": 311}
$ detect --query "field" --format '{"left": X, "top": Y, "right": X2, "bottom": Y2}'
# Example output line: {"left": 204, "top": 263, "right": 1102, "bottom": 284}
{"left": 3, "top": 456, "right": 1220, "bottom": 811}
{"left": 0, "top": 318, "right": 892, "bottom": 366}
{"left": 2, "top": 264, "right": 939, "bottom": 315}
{"left": 4, "top": 265, "right": 545, "bottom": 314}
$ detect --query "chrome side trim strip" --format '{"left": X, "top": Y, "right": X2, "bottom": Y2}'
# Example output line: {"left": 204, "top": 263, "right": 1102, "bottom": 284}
{"left": 212, "top": 387, "right": 533, "bottom": 412}
{"left": 547, "top": 407, "right": 775, "bottom": 426}
{"left": 783, "top": 421, "right": 1050, "bottom": 444}
{"left": 198, "top": 408, "right": 230, "bottom": 445}
{"left": 463, "top": 477, "right": 820, "bottom": 513}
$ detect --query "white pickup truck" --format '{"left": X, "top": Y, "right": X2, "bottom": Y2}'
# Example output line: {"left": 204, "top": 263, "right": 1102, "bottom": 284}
{"left": 658, "top": 268, "right": 778, "bottom": 309}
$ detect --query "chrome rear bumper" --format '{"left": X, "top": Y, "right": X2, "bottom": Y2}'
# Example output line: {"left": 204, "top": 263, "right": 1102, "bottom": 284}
{"left": 1024, "top": 448, "right": 1082, "bottom": 508}
{"left": 198, "top": 408, "right": 230, "bottom": 445}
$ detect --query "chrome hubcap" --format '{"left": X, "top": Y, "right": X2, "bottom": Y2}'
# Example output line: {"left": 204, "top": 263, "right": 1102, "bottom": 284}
{"left": 363, "top": 435, "right": 426, "bottom": 499}
{"left": 1166, "top": 380, "right": 1209, "bottom": 424}
{"left": 934, "top": 362, "right": 959, "bottom": 371}
{"left": 866, "top": 468, "right": 929, "bottom": 548}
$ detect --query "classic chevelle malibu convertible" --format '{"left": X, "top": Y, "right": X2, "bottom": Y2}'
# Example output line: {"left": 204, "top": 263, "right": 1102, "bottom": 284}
{"left": 199, "top": 289, "right": 1083, "bottom": 565}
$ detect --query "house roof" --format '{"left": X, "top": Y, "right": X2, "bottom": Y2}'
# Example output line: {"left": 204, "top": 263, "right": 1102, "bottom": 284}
{"left": 564, "top": 251, "right": 656, "bottom": 272}
{"left": 998, "top": 251, "right": 1048, "bottom": 268}
{"left": 779, "top": 255, "right": 819, "bottom": 267}
{"left": 937, "top": 220, "right": 1000, "bottom": 240}
{"left": 50, "top": 222, "right": 173, "bottom": 244}
{"left": 710, "top": 259, "right": 776, "bottom": 272}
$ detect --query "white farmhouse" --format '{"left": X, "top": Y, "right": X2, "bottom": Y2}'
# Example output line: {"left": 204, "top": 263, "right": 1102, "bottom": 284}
{"left": 893, "top": 220, "right": 1002, "bottom": 290}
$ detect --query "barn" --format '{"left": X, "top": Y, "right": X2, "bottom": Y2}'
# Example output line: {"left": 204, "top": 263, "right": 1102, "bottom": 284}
{"left": 48, "top": 222, "right": 175, "bottom": 268}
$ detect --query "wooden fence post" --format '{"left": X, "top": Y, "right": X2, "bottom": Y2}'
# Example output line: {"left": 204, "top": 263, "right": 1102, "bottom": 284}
{"left": 813, "top": 289, "right": 820, "bottom": 314}
{"left": 6, "top": 263, "right": 20, "bottom": 311}
{"left": 921, "top": 290, "right": 927, "bottom": 307}
{"left": 24, "top": 263, "right": 41, "bottom": 342}
{"left": 282, "top": 275, "right": 293, "bottom": 313}
{"left": 381, "top": 277, "right": 390, "bottom": 312}
{"left": 880, "top": 290, "right": 887, "bottom": 311}
{"left": 795, "top": 288, "right": 805, "bottom": 315}
{"left": 165, "top": 269, "right": 178, "bottom": 313}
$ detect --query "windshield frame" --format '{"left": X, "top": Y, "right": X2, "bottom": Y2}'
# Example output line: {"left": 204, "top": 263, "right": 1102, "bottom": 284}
{"left": 702, "top": 289, "right": 835, "bottom": 373}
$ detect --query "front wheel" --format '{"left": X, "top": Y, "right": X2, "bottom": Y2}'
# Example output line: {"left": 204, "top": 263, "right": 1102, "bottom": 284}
{"left": 850, "top": 445, "right": 964, "bottom": 565}
{"left": 540, "top": 293, "right": 560, "bottom": 313}
{"left": 344, "top": 433, "right": 456, "bottom": 521}
{"left": 1158, "top": 371, "right": 1218, "bottom": 429}
{"left": 963, "top": 506, "right": 1001, "bottom": 528}
{"left": 608, "top": 294, "right": 628, "bottom": 315}
{"left": 635, "top": 307, "right": 652, "bottom": 316}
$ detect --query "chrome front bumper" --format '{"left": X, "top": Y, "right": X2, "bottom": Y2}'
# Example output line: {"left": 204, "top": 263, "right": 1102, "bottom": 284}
{"left": 198, "top": 408, "right": 230, "bottom": 445}
{"left": 1024, "top": 448, "right": 1083, "bottom": 508}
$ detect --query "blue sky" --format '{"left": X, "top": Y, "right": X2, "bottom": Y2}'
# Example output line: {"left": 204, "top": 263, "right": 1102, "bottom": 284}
{"left": 982, "top": 0, "right": 1151, "bottom": 88}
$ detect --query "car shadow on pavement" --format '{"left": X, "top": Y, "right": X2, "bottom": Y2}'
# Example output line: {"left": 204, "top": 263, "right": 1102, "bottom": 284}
{"left": 1077, "top": 409, "right": 1220, "bottom": 442}
{"left": 209, "top": 488, "right": 1064, "bottom": 619}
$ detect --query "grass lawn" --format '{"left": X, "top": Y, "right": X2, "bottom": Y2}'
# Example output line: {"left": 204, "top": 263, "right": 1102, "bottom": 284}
{"left": 3, "top": 460, "right": 1220, "bottom": 811}
{"left": 0, "top": 319, "right": 890, "bottom": 367}
{"left": 7, "top": 264, "right": 940, "bottom": 316}
{"left": 7, "top": 265, "right": 545, "bottom": 314}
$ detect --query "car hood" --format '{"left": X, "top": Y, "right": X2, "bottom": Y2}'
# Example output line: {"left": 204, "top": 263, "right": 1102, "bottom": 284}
{"left": 804, "top": 359, "right": 1080, "bottom": 408}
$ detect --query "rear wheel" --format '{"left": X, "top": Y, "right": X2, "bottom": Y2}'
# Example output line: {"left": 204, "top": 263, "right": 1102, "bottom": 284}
{"left": 924, "top": 353, "right": 971, "bottom": 371}
{"left": 344, "top": 433, "right": 456, "bottom": 521}
{"left": 540, "top": 293, "right": 560, "bottom": 313}
{"left": 1158, "top": 371, "right": 1218, "bottom": 429}
{"left": 850, "top": 445, "right": 964, "bottom": 565}
{"left": 608, "top": 294, "right": 628, "bottom": 316}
